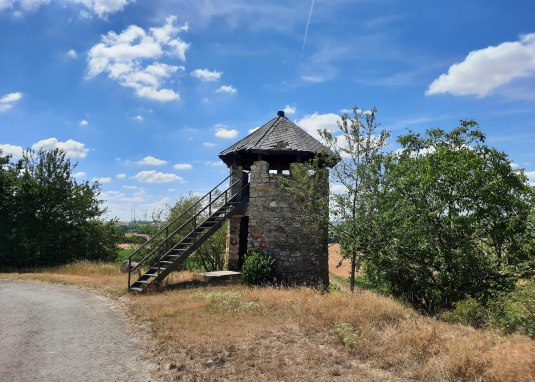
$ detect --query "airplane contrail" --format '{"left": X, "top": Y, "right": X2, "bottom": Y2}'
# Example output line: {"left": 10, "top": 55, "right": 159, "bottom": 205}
{"left": 301, "top": 0, "right": 316, "bottom": 57}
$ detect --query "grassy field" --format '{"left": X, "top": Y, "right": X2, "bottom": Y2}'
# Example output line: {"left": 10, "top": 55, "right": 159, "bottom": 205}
{"left": 2, "top": 262, "right": 534, "bottom": 381}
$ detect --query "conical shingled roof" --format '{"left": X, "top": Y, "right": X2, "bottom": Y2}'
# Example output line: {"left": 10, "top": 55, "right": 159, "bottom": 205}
{"left": 219, "top": 111, "right": 332, "bottom": 167}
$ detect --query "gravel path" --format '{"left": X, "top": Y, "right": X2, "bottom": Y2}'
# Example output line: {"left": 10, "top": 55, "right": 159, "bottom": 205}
{"left": 0, "top": 280, "right": 154, "bottom": 382}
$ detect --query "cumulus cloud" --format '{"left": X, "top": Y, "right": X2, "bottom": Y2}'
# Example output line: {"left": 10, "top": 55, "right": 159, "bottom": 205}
{"left": 173, "top": 163, "right": 192, "bottom": 170}
{"left": 0, "top": 0, "right": 130, "bottom": 17}
{"left": 137, "top": 155, "right": 167, "bottom": 166}
{"left": 92, "top": 176, "right": 112, "bottom": 183}
{"left": 283, "top": 105, "right": 296, "bottom": 115}
{"left": 31, "top": 138, "right": 90, "bottom": 158}
{"left": 427, "top": 34, "right": 535, "bottom": 97}
{"left": 205, "top": 161, "right": 225, "bottom": 167}
{"left": 133, "top": 115, "right": 143, "bottom": 122}
{"left": 191, "top": 68, "right": 222, "bottom": 82}
{"left": 296, "top": 112, "right": 339, "bottom": 139}
{"left": 0, "top": 0, "right": 49, "bottom": 12}
{"left": 0, "top": 91, "right": 23, "bottom": 112}
{"left": 203, "top": 142, "right": 216, "bottom": 148}
{"left": 67, "top": 49, "right": 78, "bottom": 59}
{"left": 248, "top": 126, "right": 260, "bottom": 134}
{"left": 79, "top": 119, "right": 89, "bottom": 126}
{"left": 74, "top": 171, "right": 86, "bottom": 178}
{"left": 70, "top": 0, "right": 131, "bottom": 17}
{"left": 133, "top": 170, "right": 184, "bottom": 183}
{"left": 86, "top": 16, "right": 189, "bottom": 102}
{"left": 116, "top": 173, "right": 127, "bottom": 179}
{"left": 216, "top": 85, "right": 237, "bottom": 95}
{"left": 0, "top": 143, "right": 24, "bottom": 158}
{"left": 214, "top": 124, "right": 238, "bottom": 139}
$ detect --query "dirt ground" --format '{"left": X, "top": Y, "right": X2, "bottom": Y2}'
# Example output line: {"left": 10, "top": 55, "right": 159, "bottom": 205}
{"left": 328, "top": 243, "right": 352, "bottom": 279}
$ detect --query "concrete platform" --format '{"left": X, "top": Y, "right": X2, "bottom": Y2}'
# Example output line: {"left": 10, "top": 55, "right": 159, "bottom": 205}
{"left": 197, "top": 271, "right": 241, "bottom": 284}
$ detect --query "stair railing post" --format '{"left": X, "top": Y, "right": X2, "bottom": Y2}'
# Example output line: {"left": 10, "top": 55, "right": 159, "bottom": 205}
{"left": 128, "top": 258, "right": 131, "bottom": 288}
{"left": 209, "top": 191, "right": 212, "bottom": 216}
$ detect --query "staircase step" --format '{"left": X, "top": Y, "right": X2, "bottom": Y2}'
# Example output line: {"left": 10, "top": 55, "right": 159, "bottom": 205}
{"left": 160, "top": 260, "right": 174, "bottom": 264}
{"left": 144, "top": 273, "right": 158, "bottom": 277}
{"left": 129, "top": 287, "right": 143, "bottom": 292}
{"left": 137, "top": 280, "right": 150, "bottom": 284}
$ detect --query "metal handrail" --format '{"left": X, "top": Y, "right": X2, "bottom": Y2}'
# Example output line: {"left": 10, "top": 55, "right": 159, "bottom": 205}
{"left": 128, "top": 172, "right": 248, "bottom": 288}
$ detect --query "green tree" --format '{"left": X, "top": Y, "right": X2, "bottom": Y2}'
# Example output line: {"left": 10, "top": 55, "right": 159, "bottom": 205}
{"left": 167, "top": 192, "right": 227, "bottom": 272}
{"left": 281, "top": 106, "right": 390, "bottom": 291}
{"left": 367, "top": 121, "right": 534, "bottom": 313}
{"left": 0, "top": 148, "right": 120, "bottom": 267}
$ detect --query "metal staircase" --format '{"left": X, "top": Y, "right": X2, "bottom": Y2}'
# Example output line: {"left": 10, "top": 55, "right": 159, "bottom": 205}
{"left": 127, "top": 172, "right": 249, "bottom": 292}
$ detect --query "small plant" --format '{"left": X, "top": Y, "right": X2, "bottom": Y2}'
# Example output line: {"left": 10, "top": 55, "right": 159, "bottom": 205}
{"left": 241, "top": 250, "right": 276, "bottom": 285}
{"left": 440, "top": 297, "right": 490, "bottom": 328}
{"left": 332, "top": 322, "right": 359, "bottom": 349}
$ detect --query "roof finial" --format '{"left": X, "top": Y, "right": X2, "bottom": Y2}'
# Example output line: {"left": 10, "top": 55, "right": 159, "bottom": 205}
{"left": 277, "top": 110, "right": 285, "bottom": 118}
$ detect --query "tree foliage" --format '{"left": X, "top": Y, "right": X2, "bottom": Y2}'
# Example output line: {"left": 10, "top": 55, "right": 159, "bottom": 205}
{"left": 167, "top": 192, "right": 227, "bottom": 272}
{"left": 366, "top": 121, "right": 534, "bottom": 313}
{"left": 0, "top": 148, "right": 120, "bottom": 268}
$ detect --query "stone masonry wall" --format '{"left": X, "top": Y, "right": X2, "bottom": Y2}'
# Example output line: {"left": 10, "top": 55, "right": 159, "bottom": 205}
{"left": 246, "top": 161, "right": 329, "bottom": 286}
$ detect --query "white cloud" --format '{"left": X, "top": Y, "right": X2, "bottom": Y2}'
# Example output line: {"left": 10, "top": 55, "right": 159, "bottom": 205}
{"left": 205, "top": 161, "right": 225, "bottom": 167}
{"left": 31, "top": 138, "right": 90, "bottom": 158}
{"left": 79, "top": 119, "right": 89, "bottom": 126}
{"left": 427, "top": 34, "right": 535, "bottom": 97}
{"left": 137, "top": 155, "right": 167, "bottom": 166}
{"left": 510, "top": 162, "right": 519, "bottom": 169}
{"left": 74, "top": 171, "right": 86, "bottom": 178}
{"left": 283, "top": 105, "right": 296, "bottom": 115}
{"left": 331, "top": 184, "right": 345, "bottom": 194}
{"left": 70, "top": 0, "right": 132, "bottom": 18}
{"left": 0, "top": 92, "right": 23, "bottom": 103}
{"left": 0, "top": 0, "right": 49, "bottom": 12}
{"left": 203, "top": 142, "right": 216, "bottom": 148}
{"left": 133, "top": 170, "right": 184, "bottom": 183}
{"left": 0, "top": 0, "right": 130, "bottom": 17}
{"left": 0, "top": 143, "right": 24, "bottom": 158}
{"left": 214, "top": 124, "right": 238, "bottom": 139}
{"left": 92, "top": 176, "right": 112, "bottom": 183}
{"left": 133, "top": 114, "right": 143, "bottom": 122}
{"left": 525, "top": 170, "right": 535, "bottom": 181}
{"left": 0, "top": 91, "right": 23, "bottom": 112}
{"left": 216, "top": 85, "right": 237, "bottom": 95}
{"left": 86, "top": 16, "right": 188, "bottom": 102}
{"left": 248, "top": 126, "right": 260, "bottom": 134}
{"left": 67, "top": 49, "right": 78, "bottom": 59}
{"left": 191, "top": 68, "right": 222, "bottom": 82}
{"left": 173, "top": 163, "right": 192, "bottom": 170}
{"left": 116, "top": 173, "right": 127, "bottom": 179}
{"left": 296, "top": 112, "right": 340, "bottom": 139}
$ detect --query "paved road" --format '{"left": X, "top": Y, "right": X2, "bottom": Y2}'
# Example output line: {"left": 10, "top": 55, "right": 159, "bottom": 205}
{"left": 0, "top": 280, "right": 154, "bottom": 382}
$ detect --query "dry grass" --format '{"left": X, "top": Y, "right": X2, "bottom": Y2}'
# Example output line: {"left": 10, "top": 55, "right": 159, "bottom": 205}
{"left": 2, "top": 263, "right": 534, "bottom": 381}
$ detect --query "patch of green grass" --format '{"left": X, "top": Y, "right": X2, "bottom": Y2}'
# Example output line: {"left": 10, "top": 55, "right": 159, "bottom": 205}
{"left": 116, "top": 248, "right": 135, "bottom": 263}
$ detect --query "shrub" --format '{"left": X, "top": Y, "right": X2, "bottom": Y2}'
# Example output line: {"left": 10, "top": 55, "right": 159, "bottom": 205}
{"left": 491, "top": 282, "right": 535, "bottom": 338}
{"left": 440, "top": 297, "right": 490, "bottom": 328}
{"left": 332, "top": 322, "right": 359, "bottom": 349}
{"left": 241, "top": 250, "right": 276, "bottom": 285}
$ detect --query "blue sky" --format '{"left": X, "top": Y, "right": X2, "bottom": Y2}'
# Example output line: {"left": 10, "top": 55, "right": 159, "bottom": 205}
{"left": 1, "top": 0, "right": 534, "bottom": 221}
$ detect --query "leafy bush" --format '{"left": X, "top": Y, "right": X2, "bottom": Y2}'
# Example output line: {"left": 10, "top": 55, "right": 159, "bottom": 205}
{"left": 241, "top": 250, "right": 276, "bottom": 285}
{"left": 490, "top": 283, "right": 535, "bottom": 337}
{"left": 440, "top": 297, "right": 491, "bottom": 328}
{"left": 332, "top": 322, "right": 359, "bottom": 349}
{"left": 441, "top": 282, "right": 535, "bottom": 338}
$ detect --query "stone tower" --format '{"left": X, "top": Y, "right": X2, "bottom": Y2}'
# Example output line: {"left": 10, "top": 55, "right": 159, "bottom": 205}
{"left": 219, "top": 111, "right": 335, "bottom": 287}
